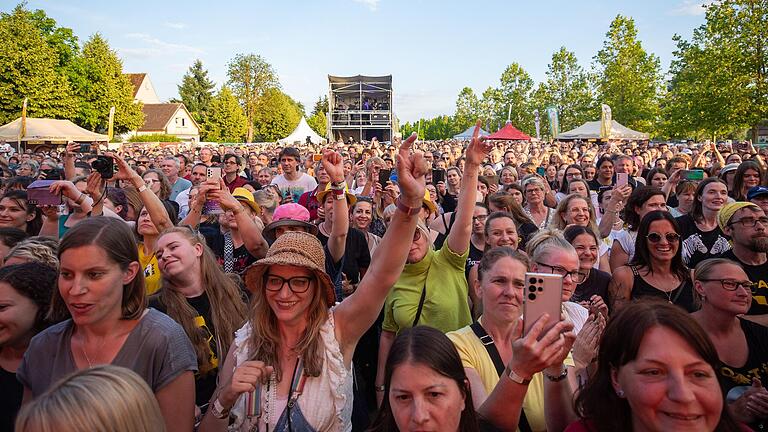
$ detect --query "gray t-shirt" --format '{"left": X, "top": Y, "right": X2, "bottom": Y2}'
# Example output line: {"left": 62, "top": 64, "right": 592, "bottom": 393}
{"left": 17, "top": 308, "right": 197, "bottom": 397}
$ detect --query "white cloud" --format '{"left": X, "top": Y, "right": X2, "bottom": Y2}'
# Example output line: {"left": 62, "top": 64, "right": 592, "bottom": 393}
{"left": 163, "top": 21, "right": 188, "bottom": 30}
{"left": 122, "top": 33, "right": 203, "bottom": 56}
{"left": 353, "top": 0, "right": 381, "bottom": 11}
{"left": 670, "top": 0, "right": 716, "bottom": 16}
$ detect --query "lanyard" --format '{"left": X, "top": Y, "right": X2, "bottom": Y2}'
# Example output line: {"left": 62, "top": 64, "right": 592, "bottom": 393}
{"left": 247, "top": 358, "right": 307, "bottom": 419}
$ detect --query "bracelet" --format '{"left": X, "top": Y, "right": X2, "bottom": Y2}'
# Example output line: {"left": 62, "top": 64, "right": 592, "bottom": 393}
{"left": 544, "top": 366, "right": 569, "bottom": 382}
{"left": 330, "top": 181, "right": 346, "bottom": 190}
{"left": 395, "top": 197, "right": 420, "bottom": 216}
{"left": 507, "top": 368, "right": 532, "bottom": 385}
{"left": 74, "top": 193, "right": 85, "bottom": 205}
{"left": 210, "top": 397, "right": 230, "bottom": 419}
{"left": 137, "top": 184, "right": 147, "bottom": 193}
{"left": 374, "top": 385, "right": 385, "bottom": 392}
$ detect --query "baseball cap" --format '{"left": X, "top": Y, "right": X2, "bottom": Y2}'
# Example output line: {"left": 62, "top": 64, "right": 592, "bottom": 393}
{"left": 748, "top": 186, "right": 768, "bottom": 201}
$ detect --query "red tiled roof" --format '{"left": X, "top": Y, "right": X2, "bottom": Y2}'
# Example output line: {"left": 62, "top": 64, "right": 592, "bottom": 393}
{"left": 125, "top": 73, "right": 146, "bottom": 98}
{"left": 138, "top": 103, "right": 181, "bottom": 132}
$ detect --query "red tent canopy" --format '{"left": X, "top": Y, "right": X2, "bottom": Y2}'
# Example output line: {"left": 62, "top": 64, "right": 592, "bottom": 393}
{"left": 486, "top": 121, "right": 531, "bottom": 141}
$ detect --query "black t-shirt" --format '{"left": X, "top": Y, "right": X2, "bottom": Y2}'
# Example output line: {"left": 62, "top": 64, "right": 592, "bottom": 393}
{"left": 716, "top": 250, "right": 768, "bottom": 315}
{"left": 149, "top": 293, "right": 218, "bottom": 408}
{"left": 200, "top": 223, "right": 258, "bottom": 275}
{"left": 466, "top": 241, "right": 484, "bottom": 278}
{"left": 676, "top": 214, "right": 732, "bottom": 269}
{"left": 518, "top": 222, "right": 539, "bottom": 251}
{"left": 571, "top": 269, "right": 611, "bottom": 304}
{"left": 0, "top": 367, "right": 23, "bottom": 431}
{"left": 718, "top": 319, "right": 768, "bottom": 402}
{"left": 317, "top": 227, "right": 371, "bottom": 284}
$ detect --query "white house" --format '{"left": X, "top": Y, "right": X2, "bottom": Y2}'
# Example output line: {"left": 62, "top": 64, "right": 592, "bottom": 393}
{"left": 125, "top": 73, "right": 200, "bottom": 142}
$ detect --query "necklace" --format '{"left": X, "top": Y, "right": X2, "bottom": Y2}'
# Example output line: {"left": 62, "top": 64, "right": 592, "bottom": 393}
{"left": 79, "top": 335, "right": 107, "bottom": 368}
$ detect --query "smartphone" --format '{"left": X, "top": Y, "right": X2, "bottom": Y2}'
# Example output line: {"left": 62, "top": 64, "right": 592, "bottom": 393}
{"left": 206, "top": 166, "right": 222, "bottom": 180}
{"left": 378, "top": 168, "right": 392, "bottom": 188}
{"left": 523, "top": 272, "right": 563, "bottom": 338}
{"left": 680, "top": 169, "right": 705, "bottom": 181}
{"left": 432, "top": 169, "right": 445, "bottom": 184}
{"left": 27, "top": 180, "right": 63, "bottom": 206}
{"left": 536, "top": 166, "right": 546, "bottom": 176}
{"left": 80, "top": 143, "right": 91, "bottom": 153}
{"left": 482, "top": 175, "right": 499, "bottom": 186}
{"left": 313, "top": 153, "right": 323, "bottom": 162}
{"left": 616, "top": 172, "right": 629, "bottom": 187}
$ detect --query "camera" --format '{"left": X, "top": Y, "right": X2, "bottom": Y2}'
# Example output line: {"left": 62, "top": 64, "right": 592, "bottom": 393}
{"left": 91, "top": 156, "right": 115, "bottom": 179}
{"left": 41, "top": 168, "right": 63, "bottom": 180}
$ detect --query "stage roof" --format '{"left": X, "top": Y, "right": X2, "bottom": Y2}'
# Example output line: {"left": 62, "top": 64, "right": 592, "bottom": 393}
{"left": 329, "top": 75, "right": 392, "bottom": 89}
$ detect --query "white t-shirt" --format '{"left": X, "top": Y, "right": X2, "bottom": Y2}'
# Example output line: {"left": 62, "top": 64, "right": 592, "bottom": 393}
{"left": 271, "top": 173, "right": 318, "bottom": 203}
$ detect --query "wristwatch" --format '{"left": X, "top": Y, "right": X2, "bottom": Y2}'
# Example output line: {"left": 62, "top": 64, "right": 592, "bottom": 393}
{"left": 544, "top": 366, "right": 569, "bottom": 382}
{"left": 507, "top": 368, "right": 531, "bottom": 385}
{"left": 395, "top": 197, "right": 420, "bottom": 216}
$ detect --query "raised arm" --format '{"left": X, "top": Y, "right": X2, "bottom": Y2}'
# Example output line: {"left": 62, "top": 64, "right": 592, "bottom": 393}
{"left": 109, "top": 152, "right": 172, "bottom": 231}
{"left": 334, "top": 133, "right": 425, "bottom": 353}
{"left": 63, "top": 141, "right": 78, "bottom": 181}
{"left": 208, "top": 178, "right": 268, "bottom": 259}
{"left": 447, "top": 121, "right": 490, "bottom": 254}
{"left": 322, "top": 149, "right": 349, "bottom": 263}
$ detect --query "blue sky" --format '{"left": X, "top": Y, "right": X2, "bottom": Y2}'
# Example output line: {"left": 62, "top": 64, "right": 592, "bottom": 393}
{"left": 15, "top": 0, "right": 710, "bottom": 122}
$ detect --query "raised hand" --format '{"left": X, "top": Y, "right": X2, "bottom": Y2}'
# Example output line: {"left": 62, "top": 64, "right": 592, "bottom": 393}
{"left": 208, "top": 178, "right": 241, "bottom": 212}
{"left": 396, "top": 132, "right": 427, "bottom": 207}
{"left": 322, "top": 149, "right": 345, "bottom": 183}
{"left": 105, "top": 152, "right": 139, "bottom": 183}
{"left": 507, "top": 314, "right": 575, "bottom": 380}
{"left": 465, "top": 120, "right": 492, "bottom": 166}
{"left": 572, "top": 312, "right": 605, "bottom": 369}
{"left": 218, "top": 360, "right": 275, "bottom": 410}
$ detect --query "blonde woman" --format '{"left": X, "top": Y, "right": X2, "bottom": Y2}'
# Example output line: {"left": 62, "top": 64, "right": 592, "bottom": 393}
{"left": 15, "top": 365, "right": 166, "bottom": 432}
{"left": 152, "top": 227, "right": 249, "bottom": 413}
{"left": 550, "top": 194, "right": 610, "bottom": 272}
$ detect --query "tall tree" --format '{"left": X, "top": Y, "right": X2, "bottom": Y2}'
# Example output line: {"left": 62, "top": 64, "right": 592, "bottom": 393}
{"left": 532, "top": 47, "right": 596, "bottom": 132}
{"left": 252, "top": 88, "right": 303, "bottom": 142}
{"left": 593, "top": 15, "right": 662, "bottom": 134}
{"left": 177, "top": 59, "right": 215, "bottom": 125}
{"left": 202, "top": 86, "right": 248, "bottom": 142}
{"left": 488, "top": 63, "right": 536, "bottom": 134}
{"left": 663, "top": 1, "right": 768, "bottom": 140}
{"left": 454, "top": 87, "right": 480, "bottom": 131}
{"left": 0, "top": 5, "right": 76, "bottom": 124}
{"left": 307, "top": 95, "right": 328, "bottom": 137}
{"left": 226, "top": 53, "right": 279, "bottom": 142}
{"left": 69, "top": 33, "right": 144, "bottom": 134}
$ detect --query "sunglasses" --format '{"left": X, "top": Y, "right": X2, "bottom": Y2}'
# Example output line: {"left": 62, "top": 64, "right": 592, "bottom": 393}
{"left": 647, "top": 232, "right": 680, "bottom": 243}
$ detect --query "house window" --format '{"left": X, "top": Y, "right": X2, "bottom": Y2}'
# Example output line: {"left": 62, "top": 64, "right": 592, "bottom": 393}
{"left": 182, "top": 118, "right": 185, "bottom": 127}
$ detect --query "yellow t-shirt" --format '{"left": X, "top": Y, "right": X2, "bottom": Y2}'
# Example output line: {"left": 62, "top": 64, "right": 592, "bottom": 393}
{"left": 138, "top": 243, "right": 161, "bottom": 295}
{"left": 446, "top": 322, "right": 574, "bottom": 432}
{"left": 383, "top": 244, "right": 471, "bottom": 334}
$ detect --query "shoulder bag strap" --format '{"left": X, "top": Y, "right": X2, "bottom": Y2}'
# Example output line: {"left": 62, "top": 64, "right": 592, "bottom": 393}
{"left": 470, "top": 321, "right": 533, "bottom": 432}
{"left": 412, "top": 284, "right": 427, "bottom": 327}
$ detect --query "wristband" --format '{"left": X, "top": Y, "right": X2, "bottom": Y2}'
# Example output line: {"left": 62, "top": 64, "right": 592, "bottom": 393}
{"left": 395, "top": 197, "right": 420, "bottom": 216}
{"left": 374, "top": 385, "right": 385, "bottom": 392}
{"left": 75, "top": 193, "right": 85, "bottom": 205}
{"left": 507, "top": 368, "right": 531, "bottom": 385}
{"left": 544, "top": 366, "right": 569, "bottom": 382}
{"left": 211, "top": 397, "right": 230, "bottom": 419}
{"left": 330, "top": 181, "right": 346, "bottom": 190}
{"left": 137, "top": 184, "right": 147, "bottom": 193}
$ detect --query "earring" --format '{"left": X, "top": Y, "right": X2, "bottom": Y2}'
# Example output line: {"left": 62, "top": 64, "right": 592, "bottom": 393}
{"left": 616, "top": 389, "right": 625, "bottom": 398}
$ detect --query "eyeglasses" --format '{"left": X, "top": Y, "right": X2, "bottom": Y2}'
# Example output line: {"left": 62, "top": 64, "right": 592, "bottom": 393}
{"left": 646, "top": 232, "right": 681, "bottom": 243}
{"left": 472, "top": 215, "right": 488, "bottom": 222}
{"left": 728, "top": 217, "right": 768, "bottom": 228}
{"left": 698, "top": 278, "right": 756, "bottom": 292}
{"left": 535, "top": 262, "right": 587, "bottom": 284}
{"left": 263, "top": 274, "right": 313, "bottom": 293}
{"left": 412, "top": 229, "right": 422, "bottom": 242}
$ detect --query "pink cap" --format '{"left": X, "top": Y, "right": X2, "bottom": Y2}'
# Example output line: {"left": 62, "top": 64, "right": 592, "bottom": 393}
{"left": 273, "top": 203, "right": 311, "bottom": 222}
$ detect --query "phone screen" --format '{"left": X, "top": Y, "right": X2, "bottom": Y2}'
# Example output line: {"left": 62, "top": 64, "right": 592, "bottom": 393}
{"left": 681, "top": 169, "right": 704, "bottom": 181}
{"left": 80, "top": 143, "right": 91, "bottom": 153}
{"left": 378, "top": 169, "right": 392, "bottom": 187}
{"left": 536, "top": 167, "right": 546, "bottom": 176}
{"left": 432, "top": 169, "right": 445, "bottom": 184}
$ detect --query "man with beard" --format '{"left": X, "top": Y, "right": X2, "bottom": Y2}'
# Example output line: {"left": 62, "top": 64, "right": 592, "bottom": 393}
{"left": 717, "top": 202, "right": 768, "bottom": 325}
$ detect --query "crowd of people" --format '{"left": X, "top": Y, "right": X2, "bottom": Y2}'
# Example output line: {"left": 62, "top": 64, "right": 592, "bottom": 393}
{"left": 2, "top": 122, "right": 768, "bottom": 431}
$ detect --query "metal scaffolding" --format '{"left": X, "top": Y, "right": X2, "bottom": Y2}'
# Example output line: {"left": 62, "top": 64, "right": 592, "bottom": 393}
{"left": 328, "top": 75, "right": 393, "bottom": 143}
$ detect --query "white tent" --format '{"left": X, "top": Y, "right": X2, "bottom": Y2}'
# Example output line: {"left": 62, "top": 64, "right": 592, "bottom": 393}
{"left": 279, "top": 117, "right": 324, "bottom": 145}
{"left": 556, "top": 120, "right": 649, "bottom": 141}
{"left": 0, "top": 117, "right": 108, "bottom": 142}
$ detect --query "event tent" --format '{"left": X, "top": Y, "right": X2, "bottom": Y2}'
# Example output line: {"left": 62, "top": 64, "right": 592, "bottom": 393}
{"left": 556, "top": 120, "right": 649, "bottom": 141}
{"left": 453, "top": 125, "right": 490, "bottom": 140}
{"left": 486, "top": 121, "right": 531, "bottom": 141}
{"left": 279, "top": 117, "right": 324, "bottom": 145}
{"left": 0, "top": 117, "right": 108, "bottom": 143}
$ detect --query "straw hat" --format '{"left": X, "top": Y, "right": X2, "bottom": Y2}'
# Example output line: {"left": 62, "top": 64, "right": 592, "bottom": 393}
{"left": 316, "top": 182, "right": 356, "bottom": 206}
{"left": 262, "top": 203, "right": 319, "bottom": 243}
{"left": 244, "top": 231, "right": 336, "bottom": 306}
{"left": 232, "top": 187, "right": 260, "bottom": 214}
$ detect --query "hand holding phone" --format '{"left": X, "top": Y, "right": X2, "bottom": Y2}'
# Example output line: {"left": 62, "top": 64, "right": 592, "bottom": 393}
{"left": 616, "top": 172, "right": 629, "bottom": 187}
{"left": 523, "top": 272, "right": 563, "bottom": 338}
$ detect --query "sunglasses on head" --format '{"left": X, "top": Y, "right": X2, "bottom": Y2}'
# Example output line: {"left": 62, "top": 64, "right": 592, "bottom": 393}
{"left": 647, "top": 232, "right": 680, "bottom": 243}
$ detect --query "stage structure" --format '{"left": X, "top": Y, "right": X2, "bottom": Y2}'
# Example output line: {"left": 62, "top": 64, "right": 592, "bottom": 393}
{"left": 328, "top": 75, "right": 393, "bottom": 143}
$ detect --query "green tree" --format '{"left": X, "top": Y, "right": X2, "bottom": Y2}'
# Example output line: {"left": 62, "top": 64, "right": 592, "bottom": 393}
{"left": 176, "top": 59, "right": 215, "bottom": 125}
{"left": 68, "top": 33, "right": 144, "bottom": 134}
{"left": 454, "top": 87, "right": 480, "bottom": 131}
{"left": 491, "top": 63, "right": 536, "bottom": 134}
{"left": 226, "top": 53, "right": 279, "bottom": 142}
{"left": 252, "top": 88, "right": 303, "bottom": 142}
{"left": 27, "top": 7, "right": 78, "bottom": 69}
{"left": 0, "top": 5, "right": 76, "bottom": 124}
{"left": 202, "top": 87, "right": 248, "bottom": 142}
{"left": 663, "top": 2, "right": 767, "bottom": 140}
{"left": 593, "top": 15, "right": 662, "bottom": 134}
{"left": 532, "top": 47, "right": 596, "bottom": 133}
{"left": 307, "top": 96, "right": 328, "bottom": 137}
